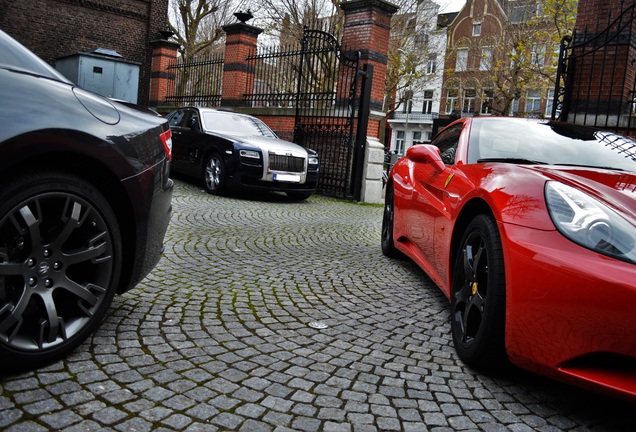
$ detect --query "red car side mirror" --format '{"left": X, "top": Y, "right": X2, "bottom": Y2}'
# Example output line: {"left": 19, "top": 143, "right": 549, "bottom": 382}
{"left": 406, "top": 144, "right": 445, "bottom": 172}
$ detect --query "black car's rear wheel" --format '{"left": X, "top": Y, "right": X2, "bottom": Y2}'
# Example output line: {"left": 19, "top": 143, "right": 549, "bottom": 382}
{"left": 0, "top": 172, "right": 121, "bottom": 366}
{"left": 451, "top": 213, "right": 507, "bottom": 370}
{"left": 381, "top": 185, "right": 402, "bottom": 258}
{"left": 203, "top": 153, "right": 226, "bottom": 195}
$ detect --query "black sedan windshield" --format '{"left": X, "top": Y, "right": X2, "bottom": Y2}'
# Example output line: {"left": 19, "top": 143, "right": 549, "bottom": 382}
{"left": 468, "top": 118, "right": 636, "bottom": 172}
{"left": 201, "top": 111, "right": 277, "bottom": 138}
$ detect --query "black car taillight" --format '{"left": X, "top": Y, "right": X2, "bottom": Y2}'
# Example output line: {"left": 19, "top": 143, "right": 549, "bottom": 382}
{"left": 160, "top": 129, "right": 172, "bottom": 161}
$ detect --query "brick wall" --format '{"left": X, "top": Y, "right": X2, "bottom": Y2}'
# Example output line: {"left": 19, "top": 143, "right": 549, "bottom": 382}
{"left": 0, "top": 0, "right": 169, "bottom": 106}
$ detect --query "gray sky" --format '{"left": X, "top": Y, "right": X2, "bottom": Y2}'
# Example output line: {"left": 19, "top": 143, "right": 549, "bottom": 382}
{"left": 436, "top": 0, "right": 466, "bottom": 12}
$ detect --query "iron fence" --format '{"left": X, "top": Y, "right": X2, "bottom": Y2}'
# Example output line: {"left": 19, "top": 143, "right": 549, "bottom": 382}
{"left": 165, "top": 53, "right": 224, "bottom": 107}
{"left": 554, "top": 3, "right": 636, "bottom": 135}
{"left": 244, "top": 44, "right": 304, "bottom": 108}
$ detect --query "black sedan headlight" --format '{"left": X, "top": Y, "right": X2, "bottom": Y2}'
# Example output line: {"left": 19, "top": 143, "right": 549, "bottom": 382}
{"left": 545, "top": 181, "right": 636, "bottom": 263}
{"left": 239, "top": 148, "right": 262, "bottom": 166}
{"left": 307, "top": 150, "right": 319, "bottom": 170}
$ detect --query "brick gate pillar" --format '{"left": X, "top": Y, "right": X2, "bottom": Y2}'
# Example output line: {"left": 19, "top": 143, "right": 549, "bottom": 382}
{"left": 221, "top": 22, "right": 262, "bottom": 107}
{"left": 149, "top": 34, "right": 180, "bottom": 109}
{"left": 340, "top": 0, "right": 398, "bottom": 139}
{"left": 339, "top": 0, "right": 398, "bottom": 203}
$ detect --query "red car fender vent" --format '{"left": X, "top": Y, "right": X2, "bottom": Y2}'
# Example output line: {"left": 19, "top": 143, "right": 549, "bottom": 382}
{"left": 558, "top": 353, "right": 636, "bottom": 400}
{"left": 160, "top": 129, "right": 172, "bottom": 161}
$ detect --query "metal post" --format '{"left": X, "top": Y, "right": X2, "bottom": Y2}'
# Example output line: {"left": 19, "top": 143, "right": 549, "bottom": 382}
{"left": 351, "top": 63, "right": 373, "bottom": 201}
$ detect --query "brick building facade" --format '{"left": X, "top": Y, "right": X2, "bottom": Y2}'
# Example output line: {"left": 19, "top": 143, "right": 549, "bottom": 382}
{"left": 442, "top": 0, "right": 562, "bottom": 119}
{"left": 0, "top": 0, "right": 170, "bottom": 107}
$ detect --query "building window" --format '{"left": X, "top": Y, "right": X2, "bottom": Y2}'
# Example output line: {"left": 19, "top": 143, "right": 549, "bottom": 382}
{"left": 480, "top": 48, "right": 492, "bottom": 71}
{"left": 473, "top": 22, "right": 482, "bottom": 36}
{"left": 413, "top": 131, "right": 422, "bottom": 144}
{"left": 511, "top": 4, "right": 535, "bottom": 23}
{"left": 446, "top": 89, "right": 459, "bottom": 114}
{"left": 422, "top": 90, "right": 434, "bottom": 114}
{"left": 546, "top": 89, "right": 555, "bottom": 117}
{"left": 510, "top": 47, "right": 518, "bottom": 69}
{"left": 456, "top": 48, "right": 468, "bottom": 72}
{"left": 426, "top": 55, "right": 437, "bottom": 74}
{"left": 402, "top": 89, "right": 413, "bottom": 114}
{"left": 481, "top": 90, "right": 494, "bottom": 115}
{"left": 536, "top": 2, "right": 545, "bottom": 18}
{"left": 463, "top": 88, "right": 477, "bottom": 113}
{"left": 531, "top": 44, "right": 546, "bottom": 67}
{"left": 526, "top": 90, "right": 541, "bottom": 113}
{"left": 511, "top": 97, "right": 520, "bottom": 116}
{"left": 395, "top": 130, "right": 406, "bottom": 155}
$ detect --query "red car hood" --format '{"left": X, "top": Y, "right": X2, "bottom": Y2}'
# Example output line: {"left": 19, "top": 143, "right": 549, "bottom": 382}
{"left": 533, "top": 166, "right": 636, "bottom": 221}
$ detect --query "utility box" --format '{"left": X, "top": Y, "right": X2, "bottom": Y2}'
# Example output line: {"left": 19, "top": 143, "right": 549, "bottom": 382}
{"left": 56, "top": 48, "right": 140, "bottom": 103}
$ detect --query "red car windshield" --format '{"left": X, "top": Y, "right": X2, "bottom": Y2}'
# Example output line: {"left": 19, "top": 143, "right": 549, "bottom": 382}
{"left": 468, "top": 118, "right": 636, "bottom": 173}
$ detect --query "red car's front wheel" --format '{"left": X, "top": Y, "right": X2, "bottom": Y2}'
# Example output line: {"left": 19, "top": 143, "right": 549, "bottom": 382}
{"left": 451, "top": 213, "right": 507, "bottom": 370}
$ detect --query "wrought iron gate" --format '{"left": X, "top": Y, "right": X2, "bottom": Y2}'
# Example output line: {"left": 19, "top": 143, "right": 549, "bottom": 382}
{"left": 553, "top": 3, "right": 636, "bottom": 135}
{"left": 293, "top": 28, "right": 369, "bottom": 200}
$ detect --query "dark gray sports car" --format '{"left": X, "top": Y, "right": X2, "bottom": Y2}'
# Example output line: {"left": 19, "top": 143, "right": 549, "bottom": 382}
{"left": 0, "top": 29, "right": 173, "bottom": 367}
{"left": 167, "top": 107, "right": 320, "bottom": 200}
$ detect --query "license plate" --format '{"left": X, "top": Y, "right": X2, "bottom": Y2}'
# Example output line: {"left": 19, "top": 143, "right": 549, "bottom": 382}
{"left": 273, "top": 173, "right": 301, "bottom": 182}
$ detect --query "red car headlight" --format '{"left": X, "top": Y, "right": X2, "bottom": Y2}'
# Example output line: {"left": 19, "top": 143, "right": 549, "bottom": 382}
{"left": 545, "top": 181, "right": 636, "bottom": 263}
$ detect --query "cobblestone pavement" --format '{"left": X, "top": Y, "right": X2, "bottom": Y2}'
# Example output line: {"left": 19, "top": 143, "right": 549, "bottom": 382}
{"left": 1, "top": 179, "right": 633, "bottom": 432}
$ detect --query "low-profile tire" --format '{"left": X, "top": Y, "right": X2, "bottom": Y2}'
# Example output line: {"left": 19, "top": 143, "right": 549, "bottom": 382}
{"left": 451, "top": 213, "right": 507, "bottom": 370}
{"left": 203, "top": 153, "right": 226, "bottom": 195}
{"left": 286, "top": 191, "right": 313, "bottom": 200}
{"left": 381, "top": 185, "right": 402, "bottom": 258}
{"left": 0, "top": 172, "right": 122, "bottom": 367}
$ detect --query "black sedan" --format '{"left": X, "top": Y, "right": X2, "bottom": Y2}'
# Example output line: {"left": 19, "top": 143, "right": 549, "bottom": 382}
{"left": 167, "top": 107, "right": 319, "bottom": 200}
{"left": 0, "top": 30, "right": 173, "bottom": 367}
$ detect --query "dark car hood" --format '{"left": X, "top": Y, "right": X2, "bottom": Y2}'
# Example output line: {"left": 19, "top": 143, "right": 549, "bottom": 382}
{"left": 209, "top": 131, "right": 308, "bottom": 155}
{"left": 534, "top": 165, "right": 636, "bottom": 219}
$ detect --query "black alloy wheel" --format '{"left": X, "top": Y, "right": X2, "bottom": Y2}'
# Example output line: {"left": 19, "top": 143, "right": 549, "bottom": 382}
{"left": 451, "top": 213, "right": 507, "bottom": 370}
{"left": 203, "top": 153, "right": 226, "bottom": 195}
{"left": 0, "top": 172, "right": 121, "bottom": 366}
{"left": 381, "top": 185, "right": 402, "bottom": 258}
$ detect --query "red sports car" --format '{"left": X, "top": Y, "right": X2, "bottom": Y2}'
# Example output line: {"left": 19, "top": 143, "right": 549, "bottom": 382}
{"left": 382, "top": 117, "right": 636, "bottom": 400}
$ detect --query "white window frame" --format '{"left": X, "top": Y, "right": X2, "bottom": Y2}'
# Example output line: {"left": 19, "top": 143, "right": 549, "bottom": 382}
{"left": 456, "top": 48, "right": 468, "bottom": 72}
{"left": 511, "top": 97, "right": 520, "bottom": 116}
{"left": 395, "top": 130, "right": 406, "bottom": 155}
{"left": 546, "top": 89, "right": 555, "bottom": 117}
{"left": 525, "top": 90, "right": 541, "bottom": 113}
{"left": 426, "top": 55, "right": 437, "bottom": 74}
{"left": 473, "top": 22, "right": 482, "bottom": 36}
{"left": 480, "top": 48, "right": 493, "bottom": 71}
{"left": 531, "top": 44, "right": 546, "bottom": 67}
{"left": 463, "top": 88, "right": 477, "bottom": 113}
{"left": 445, "top": 89, "right": 459, "bottom": 114}
{"left": 422, "top": 90, "right": 434, "bottom": 114}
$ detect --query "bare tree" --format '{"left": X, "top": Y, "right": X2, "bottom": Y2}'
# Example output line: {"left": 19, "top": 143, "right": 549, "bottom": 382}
{"left": 245, "top": 0, "right": 342, "bottom": 43}
{"left": 169, "top": 0, "right": 250, "bottom": 59}
{"left": 168, "top": 0, "right": 251, "bottom": 103}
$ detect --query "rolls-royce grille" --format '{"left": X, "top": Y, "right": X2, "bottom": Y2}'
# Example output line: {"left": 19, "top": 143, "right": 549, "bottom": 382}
{"left": 269, "top": 153, "right": 305, "bottom": 173}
